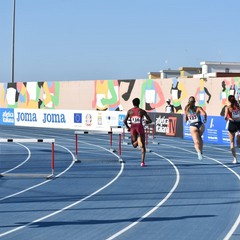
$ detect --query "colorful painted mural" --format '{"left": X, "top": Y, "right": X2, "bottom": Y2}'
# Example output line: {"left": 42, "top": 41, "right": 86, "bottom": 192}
{"left": 0, "top": 81, "right": 60, "bottom": 109}
{"left": 1, "top": 77, "right": 240, "bottom": 116}
{"left": 170, "top": 77, "right": 188, "bottom": 113}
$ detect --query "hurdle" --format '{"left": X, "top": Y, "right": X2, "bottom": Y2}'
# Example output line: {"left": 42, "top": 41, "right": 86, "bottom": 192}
{"left": 109, "top": 126, "right": 131, "bottom": 153}
{"left": 0, "top": 138, "right": 55, "bottom": 179}
{"left": 121, "top": 126, "right": 132, "bottom": 145}
{"left": 110, "top": 124, "right": 157, "bottom": 153}
{"left": 74, "top": 130, "right": 123, "bottom": 163}
{"left": 145, "top": 122, "right": 159, "bottom": 145}
{"left": 109, "top": 126, "right": 120, "bottom": 152}
{"left": 144, "top": 122, "right": 159, "bottom": 152}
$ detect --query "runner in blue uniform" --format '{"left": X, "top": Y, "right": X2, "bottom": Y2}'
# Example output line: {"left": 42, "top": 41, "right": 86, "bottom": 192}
{"left": 184, "top": 96, "right": 207, "bottom": 160}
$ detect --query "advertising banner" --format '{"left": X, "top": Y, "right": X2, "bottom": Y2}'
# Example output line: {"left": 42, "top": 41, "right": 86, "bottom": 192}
{"left": 13, "top": 108, "right": 126, "bottom": 132}
{"left": 0, "top": 108, "right": 15, "bottom": 125}
{"left": 0, "top": 107, "right": 231, "bottom": 146}
{"left": 183, "top": 115, "right": 229, "bottom": 145}
{"left": 149, "top": 113, "right": 183, "bottom": 137}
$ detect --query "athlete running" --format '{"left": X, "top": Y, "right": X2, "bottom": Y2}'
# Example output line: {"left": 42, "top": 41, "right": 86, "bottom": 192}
{"left": 124, "top": 98, "right": 152, "bottom": 167}
{"left": 184, "top": 96, "right": 207, "bottom": 160}
{"left": 224, "top": 95, "right": 240, "bottom": 164}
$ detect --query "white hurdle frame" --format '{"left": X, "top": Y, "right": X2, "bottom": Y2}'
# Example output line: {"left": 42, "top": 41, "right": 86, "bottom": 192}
{"left": 0, "top": 138, "right": 55, "bottom": 179}
{"left": 145, "top": 122, "right": 159, "bottom": 146}
{"left": 109, "top": 126, "right": 131, "bottom": 153}
{"left": 109, "top": 123, "right": 158, "bottom": 154}
{"left": 74, "top": 130, "right": 123, "bottom": 163}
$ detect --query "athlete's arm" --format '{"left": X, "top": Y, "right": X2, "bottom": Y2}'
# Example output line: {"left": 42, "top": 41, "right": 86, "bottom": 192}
{"left": 123, "top": 111, "right": 131, "bottom": 131}
{"left": 224, "top": 106, "right": 232, "bottom": 121}
{"left": 143, "top": 110, "right": 152, "bottom": 125}
{"left": 198, "top": 106, "right": 207, "bottom": 123}
{"left": 184, "top": 108, "right": 189, "bottom": 123}
{"left": 139, "top": 109, "right": 152, "bottom": 124}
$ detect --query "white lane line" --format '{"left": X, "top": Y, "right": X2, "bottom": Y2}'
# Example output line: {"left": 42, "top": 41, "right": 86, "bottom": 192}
{"left": 0, "top": 143, "right": 75, "bottom": 201}
{"left": 204, "top": 144, "right": 240, "bottom": 157}
{"left": 202, "top": 153, "right": 240, "bottom": 240}
{"left": 224, "top": 214, "right": 240, "bottom": 240}
{"left": 160, "top": 143, "right": 240, "bottom": 240}
{"left": 106, "top": 152, "right": 180, "bottom": 240}
{"left": 1, "top": 142, "right": 31, "bottom": 174}
{"left": 0, "top": 143, "right": 124, "bottom": 237}
{"left": 160, "top": 143, "right": 240, "bottom": 179}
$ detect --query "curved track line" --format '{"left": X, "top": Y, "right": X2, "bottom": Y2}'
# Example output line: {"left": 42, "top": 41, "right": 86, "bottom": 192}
{"left": 106, "top": 151, "right": 180, "bottom": 240}
{"left": 160, "top": 143, "right": 240, "bottom": 239}
{"left": 204, "top": 144, "right": 240, "bottom": 158}
{"left": 160, "top": 143, "right": 240, "bottom": 180}
{"left": 0, "top": 143, "right": 75, "bottom": 201}
{"left": 201, "top": 151, "right": 240, "bottom": 240}
{"left": 1, "top": 142, "right": 31, "bottom": 174}
{"left": 0, "top": 142, "right": 124, "bottom": 238}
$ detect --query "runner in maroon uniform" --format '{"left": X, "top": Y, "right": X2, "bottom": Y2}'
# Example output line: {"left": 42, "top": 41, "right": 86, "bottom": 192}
{"left": 124, "top": 98, "right": 152, "bottom": 167}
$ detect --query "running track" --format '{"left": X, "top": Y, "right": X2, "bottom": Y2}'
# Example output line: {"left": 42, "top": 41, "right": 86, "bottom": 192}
{"left": 0, "top": 125, "right": 239, "bottom": 240}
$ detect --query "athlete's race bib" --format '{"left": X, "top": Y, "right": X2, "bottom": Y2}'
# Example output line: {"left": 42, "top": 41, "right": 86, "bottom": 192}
{"left": 131, "top": 116, "right": 141, "bottom": 124}
{"left": 232, "top": 109, "right": 240, "bottom": 119}
{"left": 188, "top": 113, "right": 198, "bottom": 123}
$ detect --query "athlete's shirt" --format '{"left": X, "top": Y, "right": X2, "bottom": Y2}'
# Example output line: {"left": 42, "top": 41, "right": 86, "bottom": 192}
{"left": 187, "top": 106, "right": 202, "bottom": 125}
{"left": 228, "top": 106, "right": 240, "bottom": 122}
{"left": 129, "top": 107, "right": 145, "bottom": 134}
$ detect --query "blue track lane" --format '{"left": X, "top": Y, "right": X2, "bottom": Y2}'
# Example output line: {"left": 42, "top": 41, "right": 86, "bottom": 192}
{"left": 0, "top": 125, "right": 239, "bottom": 240}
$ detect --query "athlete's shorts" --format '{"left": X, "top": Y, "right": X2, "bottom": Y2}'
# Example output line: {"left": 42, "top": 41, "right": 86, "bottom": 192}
{"left": 228, "top": 120, "right": 240, "bottom": 133}
{"left": 130, "top": 124, "right": 144, "bottom": 135}
{"left": 190, "top": 121, "right": 203, "bottom": 130}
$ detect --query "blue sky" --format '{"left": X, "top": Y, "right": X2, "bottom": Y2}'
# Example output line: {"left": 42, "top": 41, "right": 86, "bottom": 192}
{"left": 0, "top": 0, "right": 239, "bottom": 82}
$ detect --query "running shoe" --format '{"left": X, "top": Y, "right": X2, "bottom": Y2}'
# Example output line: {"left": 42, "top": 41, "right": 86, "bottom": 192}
{"left": 140, "top": 162, "right": 145, "bottom": 167}
{"left": 232, "top": 158, "right": 238, "bottom": 164}
{"left": 197, "top": 152, "right": 203, "bottom": 160}
{"left": 237, "top": 132, "right": 240, "bottom": 147}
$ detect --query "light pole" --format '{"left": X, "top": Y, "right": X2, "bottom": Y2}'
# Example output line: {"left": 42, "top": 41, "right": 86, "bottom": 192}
{"left": 11, "top": 0, "right": 16, "bottom": 83}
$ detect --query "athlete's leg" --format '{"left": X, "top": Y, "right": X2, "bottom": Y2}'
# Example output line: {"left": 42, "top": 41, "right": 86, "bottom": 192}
{"left": 190, "top": 126, "right": 203, "bottom": 159}
{"left": 137, "top": 126, "right": 145, "bottom": 149}
{"left": 131, "top": 131, "right": 138, "bottom": 148}
{"left": 236, "top": 131, "right": 240, "bottom": 148}
{"left": 139, "top": 133, "right": 146, "bottom": 165}
{"left": 228, "top": 131, "right": 237, "bottom": 163}
{"left": 137, "top": 136, "right": 143, "bottom": 148}
{"left": 237, "top": 123, "right": 240, "bottom": 148}
{"left": 198, "top": 124, "right": 205, "bottom": 153}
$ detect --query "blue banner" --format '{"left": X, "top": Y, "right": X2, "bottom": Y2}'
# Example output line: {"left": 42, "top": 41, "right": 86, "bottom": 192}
{"left": 183, "top": 115, "right": 229, "bottom": 145}
{"left": 0, "top": 108, "right": 15, "bottom": 125}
